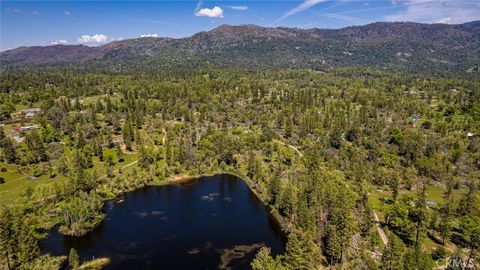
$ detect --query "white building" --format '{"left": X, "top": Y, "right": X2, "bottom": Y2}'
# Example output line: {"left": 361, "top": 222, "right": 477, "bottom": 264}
{"left": 22, "top": 108, "right": 41, "bottom": 118}
{"left": 20, "top": 125, "right": 39, "bottom": 132}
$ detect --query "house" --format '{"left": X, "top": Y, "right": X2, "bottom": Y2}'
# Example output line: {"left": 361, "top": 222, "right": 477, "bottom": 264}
{"left": 20, "top": 125, "right": 39, "bottom": 132}
{"left": 22, "top": 108, "right": 41, "bottom": 114}
{"left": 22, "top": 108, "right": 41, "bottom": 119}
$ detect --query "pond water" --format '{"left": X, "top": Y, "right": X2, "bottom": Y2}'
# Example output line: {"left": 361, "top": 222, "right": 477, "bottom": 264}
{"left": 42, "top": 174, "right": 285, "bottom": 269}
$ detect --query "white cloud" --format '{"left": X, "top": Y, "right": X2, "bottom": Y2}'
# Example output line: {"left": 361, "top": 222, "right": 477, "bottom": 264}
{"left": 436, "top": 17, "right": 452, "bottom": 24}
{"left": 64, "top": 11, "right": 71, "bottom": 16}
{"left": 228, "top": 5, "right": 248, "bottom": 11}
{"left": 195, "top": 6, "right": 224, "bottom": 18}
{"left": 385, "top": 0, "right": 480, "bottom": 24}
{"left": 140, "top": 34, "right": 159, "bottom": 38}
{"left": 77, "top": 34, "right": 109, "bottom": 44}
{"left": 50, "top": 39, "right": 68, "bottom": 45}
{"left": 31, "top": 11, "right": 40, "bottom": 16}
{"left": 277, "top": 0, "right": 327, "bottom": 22}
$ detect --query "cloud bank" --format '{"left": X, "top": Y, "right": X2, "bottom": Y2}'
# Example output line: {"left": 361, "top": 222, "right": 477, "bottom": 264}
{"left": 50, "top": 39, "right": 68, "bottom": 45}
{"left": 77, "top": 34, "right": 108, "bottom": 44}
{"left": 140, "top": 34, "right": 159, "bottom": 38}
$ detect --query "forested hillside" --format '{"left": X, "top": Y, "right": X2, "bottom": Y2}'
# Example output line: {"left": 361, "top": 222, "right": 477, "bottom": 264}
{"left": 1, "top": 21, "right": 480, "bottom": 73}
{"left": 0, "top": 68, "right": 479, "bottom": 269}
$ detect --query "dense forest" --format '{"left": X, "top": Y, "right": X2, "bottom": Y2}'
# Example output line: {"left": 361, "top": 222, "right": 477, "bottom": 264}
{"left": 0, "top": 67, "right": 479, "bottom": 269}
{"left": 2, "top": 22, "right": 480, "bottom": 74}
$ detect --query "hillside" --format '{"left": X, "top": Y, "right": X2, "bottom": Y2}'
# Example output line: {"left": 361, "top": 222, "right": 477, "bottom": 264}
{"left": 1, "top": 21, "right": 480, "bottom": 73}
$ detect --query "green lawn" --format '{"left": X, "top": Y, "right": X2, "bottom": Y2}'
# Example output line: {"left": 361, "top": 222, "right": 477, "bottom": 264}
{"left": 368, "top": 185, "right": 466, "bottom": 254}
{"left": 369, "top": 186, "right": 464, "bottom": 213}
{"left": 0, "top": 163, "right": 67, "bottom": 204}
{"left": 0, "top": 146, "right": 138, "bottom": 205}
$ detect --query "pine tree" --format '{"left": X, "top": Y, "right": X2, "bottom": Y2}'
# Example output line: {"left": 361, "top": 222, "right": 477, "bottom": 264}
{"left": 413, "top": 184, "right": 428, "bottom": 251}
{"left": 268, "top": 174, "right": 281, "bottom": 205}
{"left": 122, "top": 113, "right": 134, "bottom": 151}
{"left": 390, "top": 176, "right": 400, "bottom": 201}
{"left": 325, "top": 224, "right": 342, "bottom": 265}
{"left": 75, "top": 127, "right": 86, "bottom": 149}
{"left": 70, "top": 150, "right": 87, "bottom": 192}
{"left": 17, "top": 218, "right": 39, "bottom": 265}
{"left": 438, "top": 190, "right": 454, "bottom": 244}
{"left": 246, "top": 151, "right": 256, "bottom": 179}
{"left": 296, "top": 189, "right": 316, "bottom": 234}
{"left": 380, "top": 234, "right": 405, "bottom": 270}
{"left": 2, "top": 139, "right": 17, "bottom": 163}
{"left": 25, "top": 130, "right": 47, "bottom": 163}
{"left": 403, "top": 248, "right": 434, "bottom": 270}
{"left": 458, "top": 178, "right": 478, "bottom": 216}
{"left": 96, "top": 142, "right": 104, "bottom": 162}
{"left": 116, "top": 144, "right": 125, "bottom": 162}
{"left": 251, "top": 247, "right": 277, "bottom": 270}
{"left": 284, "top": 230, "right": 320, "bottom": 270}
{"left": 285, "top": 116, "right": 293, "bottom": 138}
{"left": 460, "top": 216, "right": 480, "bottom": 268}
{"left": 278, "top": 182, "right": 296, "bottom": 219}
{"left": 0, "top": 206, "right": 16, "bottom": 270}
{"left": 324, "top": 178, "right": 357, "bottom": 264}
{"left": 165, "top": 133, "right": 173, "bottom": 167}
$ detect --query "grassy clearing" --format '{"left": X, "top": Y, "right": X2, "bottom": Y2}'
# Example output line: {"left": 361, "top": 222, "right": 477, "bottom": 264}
{"left": 0, "top": 146, "right": 138, "bottom": 205}
{"left": 368, "top": 185, "right": 466, "bottom": 255}
{"left": 0, "top": 163, "right": 67, "bottom": 204}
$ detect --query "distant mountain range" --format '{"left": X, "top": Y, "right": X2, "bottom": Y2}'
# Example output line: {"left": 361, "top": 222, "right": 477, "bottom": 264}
{"left": 1, "top": 21, "right": 479, "bottom": 73}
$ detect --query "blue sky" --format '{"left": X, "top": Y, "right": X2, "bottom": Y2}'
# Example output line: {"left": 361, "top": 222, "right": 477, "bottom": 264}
{"left": 1, "top": 0, "right": 480, "bottom": 51}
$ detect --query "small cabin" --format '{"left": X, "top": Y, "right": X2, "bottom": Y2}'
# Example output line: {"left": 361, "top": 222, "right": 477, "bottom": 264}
{"left": 20, "top": 125, "right": 39, "bottom": 132}
{"left": 22, "top": 108, "right": 41, "bottom": 119}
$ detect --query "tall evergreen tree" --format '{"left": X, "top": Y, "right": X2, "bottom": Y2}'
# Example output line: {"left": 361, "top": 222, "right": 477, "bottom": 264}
{"left": 0, "top": 206, "right": 16, "bottom": 270}
{"left": 284, "top": 230, "right": 320, "bottom": 270}
{"left": 438, "top": 189, "right": 454, "bottom": 245}
{"left": 380, "top": 234, "right": 405, "bottom": 270}
{"left": 251, "top": 247, "right": 278, "bottom": 270}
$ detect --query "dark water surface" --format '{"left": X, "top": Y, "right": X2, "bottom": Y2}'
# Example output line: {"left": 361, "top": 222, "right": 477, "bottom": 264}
{"left": 42, "top": 174, "right": 285, "bottom": 269}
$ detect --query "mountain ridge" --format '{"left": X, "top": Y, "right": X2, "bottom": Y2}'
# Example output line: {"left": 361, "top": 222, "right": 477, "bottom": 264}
{"left": 1, "top": 21, "right": 479, "bottom": 73}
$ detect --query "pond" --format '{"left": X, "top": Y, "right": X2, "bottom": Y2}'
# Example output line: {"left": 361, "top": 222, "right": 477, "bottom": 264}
{"left": 42, "top": 174, "right": 285, "bottom": 269}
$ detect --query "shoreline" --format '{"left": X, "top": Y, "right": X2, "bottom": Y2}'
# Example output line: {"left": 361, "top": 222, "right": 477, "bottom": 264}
{"left": 57, "top": 170, "right": 287, "bottom": 238}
